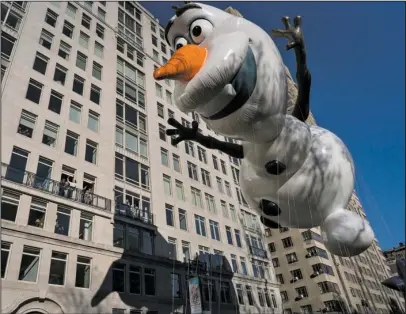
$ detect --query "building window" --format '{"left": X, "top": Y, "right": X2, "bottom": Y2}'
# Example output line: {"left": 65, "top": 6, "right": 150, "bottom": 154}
{"left": 66, "top": 2, "right": 77, "bottom": 19}
{"left": 191, "top": 187, "right": 203, "bottom": 208}
{"left": 18, "top": 246, "right": 41, "bottom": 282}
{"left": 48, "top": 251, "right": 67, "bottom": 285}
{"left": 53, "top": 64, "right": 67, "bottom": 85}
{"left": 282, "top": 237, "right": 293, "bottom": 248}
{"left": 295, "top": 286, "right": 308, "bottom": 298}
{"left": 27, "top": 198, "right": 47, "bottom": 228}
{"left": 79, "top": 31, "right": 89, "bottom": 49}
{"left": 229, "top": 204, "right": 237, "bottom": 221}
{"left": 195, "top": 215, "right": 206, "bottom": 237}
{"left": 1, "top": 190, "right": 20, "bottom": 222}
{"left": 151, "top": 35, "right": 157, "bottom": 46}
{"left": 158, "top": 123, "right": 166, "bottom": 141}
{"left": 159, "top": 29, "right": 165, "bottom": 40}
{"left": 276, "top": 274, "right": 284, "bottom": 284}
{"left": 17, "top": 110, "right": 37, "bottom": 138}
{"left": 220, "top": 160, "right": 227, "bottom": 174}
{"left": 76, "top": 52, "right": 87, "bottom": 70}
{"left": 42, "top": 120, "right": 58, "bottom": 147}
{"left": 166, "top": 204, "right": 174, "bottom": 226}
{"left": 90, "top": 84, "right": 101, "bottom": 104}
{"left": 79, "top": 213, "right": 93, "bottom": 241}
{"left": 92, "top": 62, "right": 102, "bottom": 80}
{"left": 157, "top": 103, "right": 164, "bottom": 118}
{"left": 212, "top": 155, "right": 219, "bottom": 170}
{"left": 45, "top": 9, "right": 58, "bottom": 27}
{"left": 201, "top": 169, "right": 211, "bottom": 187}
{"left": 209, "top": 220, "right": 221, "bottom": 241}
{"left": 188, "top": 162, "right": 198, "bottom": 181}
{"left": 286, "top": 252, "right": 298, "bottom": 264}
{"left": 3, "top": 5, "right": 22, "bottom": 30}
{"left": 85, "top": 140, "right": 97, "bottom": 164}
{"left": 301, "top": 305, "right": 313, "bottom": 314}
{"left": 161, "top": 148, "right": 169, "bottom": 166}
{"left": 39, "top": 29, "right": 53, "bottom": 49}
{"left": 129, "top": 265, "right": 141, "bottom": 294}
{"left": 168, "top": 237, "right": 177, "bottom": 259}
{"left": 68, "top": 102, "right": 81, "bottom": 123}
{"left": 246, "top": 286, "right": 254, "bottom": 305}
{"left": 182, "top": 241, "right": 191, "bottom": 262}
{"left": 1, "top": 32, "right": 15, "bottom": 60}
{"left": 62, "top": 20, "right": 74, "bottom": 38}
{"left": 55, "top": 207, "right": 71, "bottom": 236}
{"left": 155, "top": 83, "right": 162, "bottom": 98}
{"left": 112, "top": 262, "right": 125, "bottom": 292}
{"left": 83, "top": 1, "right": 93, "bottom": 11}
{"left": 87, "top": 111, "right": 99, "bottom": 132}
{"left": 75, "top": 256, "right": 91, "bottom": 288}
{"left": 48, "top": 90, "right": 63, "bottom": 114}
{"left": 224, "top": 181, "right": 231, "bottom": 197}
{"left": 178, "top": 208, "right": 187, "bottom": 230}
{"left": 161, "top": 42, "right": 167, "bottom": 54}
{"left": 7, "top": 147, "right": 29, "bottom": 183}
{"left": 236, "top": 284, "right": 244, "bottom": 305}
{"left": 144, "top": 268, "right": 156, "bottom": 296}
{"left": 163, "top": 175, "right": 172, "bottom": 196}
{"left": 221, "top": 201, "right": 229, "bottom": 218}
{"left": 96, "top": 23, "right": 104, "bottom": 39}
{"left": 94, "top": 42, "right": 104, "bottom": 58}
{"left": 175, "top": 180, "right": 184, "bottom": 201}
{"left": 257, "top": 288, "right": 265, "bottom": 307}
{"left": 58, "top": 41, "right": 71, "bottom": 60}
{"left": 240, "top": 257, "right": 248, "bottom": 275}
{"left": 226, "top": 226, "right": 233, "bottom": 245}
{"left": 280, "top": 291, "right": 288, "bottom": 302}
{"left": 234, "top": 229, "right": 242, "bottom": 248}
{"left": 205, "top": 193, "right": 216, "bottom": 213}
{"left": 72, "top": 75, "right": 85, "bottom": 95}
{"left": 26, "top": 79, "right": 43, "bottom": 104}
{"left": 113, "top": 223, "right": 125, "bottom": 248}
{"left": 173, "top": 154, "right": 181, "bottom": 172}
{"left": 33, "top": 52, "right": 49, "bottom": 75}
{"left": 291, "top": 268, "right": 303, "bottom": 281}
{"left": 115, "top": 153, "right": 150, "bottom": 188}
{"left": 97, "top": 7, "right": 106, "bottom": 21}
{"left": 1, "top": 242, "right": 11, "bottom": 279}
{"left": 166, "top": 90, "right": 172, "bottom": 105}
{"left": 184, "top": 141, "right": 195, "bottom": 157}
{"left": 81, "top": 13, "right": 91, "bottom": 29}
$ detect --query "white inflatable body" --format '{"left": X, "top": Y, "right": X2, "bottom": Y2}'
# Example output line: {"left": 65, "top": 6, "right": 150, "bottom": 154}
{"left": 157, "top": 2, "right": 374, "bottom": 256}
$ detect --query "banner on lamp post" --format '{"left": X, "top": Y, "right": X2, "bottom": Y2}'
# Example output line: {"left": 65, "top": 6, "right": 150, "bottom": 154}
{"left": 188, "top": 277, "right": 203, "bottom": 314}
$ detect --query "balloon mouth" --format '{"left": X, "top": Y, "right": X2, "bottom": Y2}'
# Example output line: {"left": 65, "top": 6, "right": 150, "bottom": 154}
{"left": 201, "top": 45, "right": 257, "bottom": 121}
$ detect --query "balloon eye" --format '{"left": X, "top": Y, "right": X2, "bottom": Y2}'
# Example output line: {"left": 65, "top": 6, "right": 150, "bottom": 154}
{"left": 192, "top": 26, "right": 202, "bottom": 37}
{"left": 189, "top": 19, "right": 213, "bottom": 44}
{"left": 174, "top": 37, "right": 188, "bottom": 50}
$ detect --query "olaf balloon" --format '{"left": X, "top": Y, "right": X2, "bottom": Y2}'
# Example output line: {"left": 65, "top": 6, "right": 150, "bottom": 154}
{"left": 153, "top": 2, "right": 374, "bottom": 257}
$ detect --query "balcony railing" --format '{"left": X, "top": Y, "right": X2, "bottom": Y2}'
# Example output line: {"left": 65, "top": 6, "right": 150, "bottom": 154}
{"left": 249, "top": 246, "right": 268, "bottom": 259}
{"left": 1, "top": 163, "right": 111, "bottom": 212}
{"left": 115, "top": 202, "right": 153, "bottom": 225}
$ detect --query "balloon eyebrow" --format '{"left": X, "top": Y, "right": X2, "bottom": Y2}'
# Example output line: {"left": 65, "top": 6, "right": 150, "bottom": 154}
{"left": 165, "top": 3, "right": 202, "bottom": 45}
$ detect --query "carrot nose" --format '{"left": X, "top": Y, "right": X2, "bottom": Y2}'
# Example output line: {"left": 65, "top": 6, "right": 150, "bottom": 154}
{"left": 153, "top": 44, "right": 207, "bottom": 81}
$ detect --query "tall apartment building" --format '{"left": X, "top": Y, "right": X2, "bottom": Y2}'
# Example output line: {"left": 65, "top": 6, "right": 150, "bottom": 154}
{"left": 383, "top": 243, "right": 406, "bottom": 276}
{"left": 1, "top": 2, "right": 282, "bottom": 314}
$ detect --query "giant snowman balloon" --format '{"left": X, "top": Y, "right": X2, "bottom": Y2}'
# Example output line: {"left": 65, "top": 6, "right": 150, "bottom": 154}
{"left": 154, "top": 2, "right": 374, "bottom": 257}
